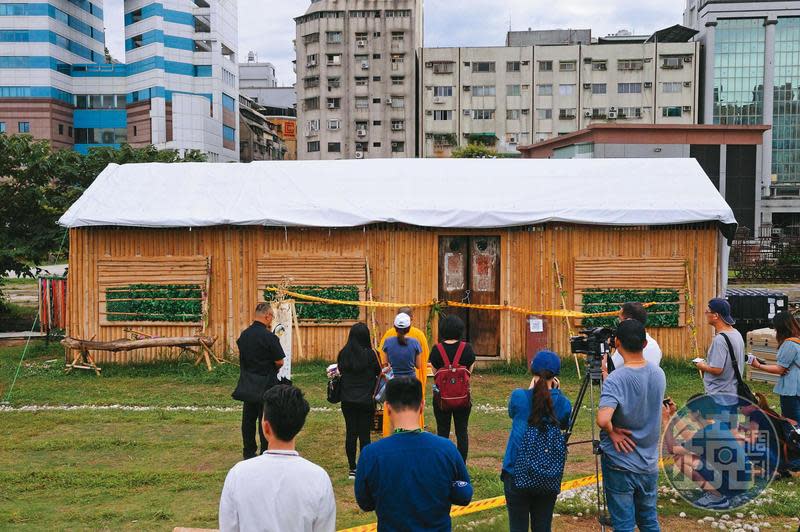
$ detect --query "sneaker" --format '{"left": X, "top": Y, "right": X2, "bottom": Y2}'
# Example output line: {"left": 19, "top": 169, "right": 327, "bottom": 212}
{"left": 348, "top": 469, "right": 356, "bottom": 480}
{"left": 694, "top": 492, "right": 730, "bottom": 509}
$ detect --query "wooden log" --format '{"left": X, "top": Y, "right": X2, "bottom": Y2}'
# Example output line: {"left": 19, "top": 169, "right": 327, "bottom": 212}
{"left": 62, "top": 335, "right": 216, "bottom": 352}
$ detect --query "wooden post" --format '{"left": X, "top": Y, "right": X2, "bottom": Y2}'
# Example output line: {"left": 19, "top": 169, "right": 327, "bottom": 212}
{"left": 365, "top": 258, "right": 380, "bottom": 350}
{"left": 290, "top": 301, "right": 304, "bottom": 363}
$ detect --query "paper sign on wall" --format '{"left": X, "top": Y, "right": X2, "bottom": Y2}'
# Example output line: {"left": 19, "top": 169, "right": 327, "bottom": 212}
{"left": 529, "top": 318, "right": 544, "bottom": 333}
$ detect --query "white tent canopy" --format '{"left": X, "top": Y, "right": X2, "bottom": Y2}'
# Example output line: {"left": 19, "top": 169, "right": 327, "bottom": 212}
{"left": 59, "top": 158, "right": 737, "bottom": 234}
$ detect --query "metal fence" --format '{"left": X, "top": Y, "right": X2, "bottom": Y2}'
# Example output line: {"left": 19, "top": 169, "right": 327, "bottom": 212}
{"left": 730, "top": 224, "right": 800, "bottom": 283}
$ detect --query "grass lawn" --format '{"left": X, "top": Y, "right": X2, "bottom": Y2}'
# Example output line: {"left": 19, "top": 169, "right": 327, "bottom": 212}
{"left": 1, "top": 341, "right": 799, "bottom": 531}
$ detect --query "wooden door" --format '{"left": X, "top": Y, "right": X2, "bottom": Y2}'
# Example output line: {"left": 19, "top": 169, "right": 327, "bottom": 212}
{"left": 468, "top": 237, "right": 500, "bottom": 356}
{"left": 438, "top": 236, "right": 469, "bottom": 333}
{"left": 437, "top": 236, "right": 501, "bottom": 357}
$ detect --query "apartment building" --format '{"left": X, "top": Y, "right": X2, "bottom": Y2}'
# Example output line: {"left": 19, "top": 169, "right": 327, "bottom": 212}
{"left": 239, "top": 52, "right": 278, "bottom": 103}
{"left": 294, "top": 0, "right": 422, "bottom": 160}
{"left": 420, "top": 28, "right": 699, "bottom": 157}
{"left": 0, "top": 0, "right": 239, "bottom": 161}
{"left": 685, "top": 0, "right": 800, "bottom": 228}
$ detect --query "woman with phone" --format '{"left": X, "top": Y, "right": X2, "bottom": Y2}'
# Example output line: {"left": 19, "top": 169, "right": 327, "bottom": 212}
{"left": 750, "top": 312, "right": 800, "bottom": 422}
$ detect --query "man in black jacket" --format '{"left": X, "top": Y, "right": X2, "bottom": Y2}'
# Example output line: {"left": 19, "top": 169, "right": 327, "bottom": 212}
{"left": 237, "top": 303, "right": 286, "bottom": 459}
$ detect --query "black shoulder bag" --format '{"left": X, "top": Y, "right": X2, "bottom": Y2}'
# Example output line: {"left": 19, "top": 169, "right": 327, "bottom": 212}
{"left": 232, "top": 370, "right": 279, "bottom": 403}
{"left": 720, "top": 332, "right": 758, "bottom": 406}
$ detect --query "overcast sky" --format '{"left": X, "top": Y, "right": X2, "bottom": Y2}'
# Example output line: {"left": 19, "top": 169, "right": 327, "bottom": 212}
{"left": 104, "top": 0, "right": 685, "bottom": 87}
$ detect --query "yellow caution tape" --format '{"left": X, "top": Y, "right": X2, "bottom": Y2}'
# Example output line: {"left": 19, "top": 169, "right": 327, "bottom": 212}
{"left": 266, "top": 287, "right": 656, "bottom": 319}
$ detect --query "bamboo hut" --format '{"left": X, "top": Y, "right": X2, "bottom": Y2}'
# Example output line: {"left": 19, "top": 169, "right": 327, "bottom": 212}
{"left": 59, "top": 158, "right": 736, "bottom": 364}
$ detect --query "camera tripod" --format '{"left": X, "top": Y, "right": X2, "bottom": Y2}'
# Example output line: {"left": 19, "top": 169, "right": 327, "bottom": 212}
{"left": 564, "top": 353, "right": 612, "bottom": 531}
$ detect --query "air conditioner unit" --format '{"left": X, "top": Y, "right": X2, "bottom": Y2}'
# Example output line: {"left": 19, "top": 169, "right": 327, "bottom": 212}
{"left": 609, "top": 106, "right": 617, "bottom": 112}
{"left": 327, "top": 102, "right": 336, "bottom": 109}
{"left": 433, "top": 96, "right": 444, "bottom": 104}
{"left": 425, "top": 110, "right": 433, "bottom": 116}
{"left": 463, "top": 86, "right": 471, "bottom": 91}
{"left": 354, "top": 151, "right": 364, "bottom": 159}
{"left": 357, "top": 40, "right": 366, "bottom": 47}
{"left": 385, "top": 97, "right": 393, "bottom": 104}
{"left": 391, "top": 142, "right": 399, "bottom": 148}
{"left": 463, "top": 110, "right": 470, "bottom": 116}
{"left": 361, "top": 61, "right": 369, "bottom": 69}
{"left": 583, "top": 57, "right": 593, "bottom": 64}
{"left": 356, "top": 129, "right": 367, "bottom": 137}
{"left": 521, "top": 61, "right": 529, "bottom": 65}
{"left": 307, "top": 60, "right": 317, "bottom": 67}
{"left": 608, "top": 110, "right": 618, "bottom": 119}
{"left": 508, "top": 137, "right": 517, "bottom": 144}
{"left": 584, "top": 111, "right": 592, "bottom": 118}
{"left": 683, "top": 105, "right": 692, "bottom": 112}
{"left": 683, "top": 56, "right": 692, "bottom": 63}
{"left": 425, "top": 62, "right": 433, "bottom": 67}
{"left": 644, "top": 82, "right": 653, "bottom": 88}
{"left": 583, "top": 83, "right": 592, "bottom": 89}
{"left": 683, "top": 81, "right": 692, "bottom": 87}
{"left": 392, "top": 123, "right": 403, "bottom": 131}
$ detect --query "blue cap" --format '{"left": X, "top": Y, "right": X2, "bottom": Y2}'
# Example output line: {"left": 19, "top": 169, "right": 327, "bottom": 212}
{"left": 708, "top": 297, "right": 735, "bottom": 325}
{"left": 531, "top": 350, "right": 561, "bottom": 376}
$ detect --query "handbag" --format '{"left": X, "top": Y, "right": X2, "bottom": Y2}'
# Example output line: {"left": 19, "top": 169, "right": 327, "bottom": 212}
{"left": 327, "top": 375, "right": 342, "bottom": 404}
{"left": 232, "top": 370, "right": 278, "bottom": 403}
{"left": 720, "top": 333, "right": 758, "bottom": 406}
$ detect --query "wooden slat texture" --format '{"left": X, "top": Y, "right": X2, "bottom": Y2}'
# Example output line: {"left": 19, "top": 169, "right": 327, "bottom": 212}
{"left": 257, "top": 257, "right": 366, "bottom": 286}
{"left": 574, "top": 257, "right": 685, "bottom": 289}
{"left": 67, "top": 223, "right": 720, "bottom": 365}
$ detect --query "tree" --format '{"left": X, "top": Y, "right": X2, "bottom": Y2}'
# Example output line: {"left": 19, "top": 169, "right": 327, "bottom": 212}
{"left": 451, "top": 143, "right": 497, "bottom": 158}
{"left": 0, "top": 136, "right": 206, "bottom": 303}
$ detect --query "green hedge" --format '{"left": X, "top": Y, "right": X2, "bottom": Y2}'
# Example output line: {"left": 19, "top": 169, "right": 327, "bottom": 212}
{"left": 581, "top": 289, "right": 680, "bottom": 328}
{"left": 265, "top": 285, "right": 360, "bottom": 322}
{"left": 106, "top": 284, "right": 203, "bottom": 322}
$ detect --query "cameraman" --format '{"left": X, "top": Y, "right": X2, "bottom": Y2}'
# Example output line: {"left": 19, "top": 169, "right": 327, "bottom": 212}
{"left": 605, "top": 302, "right": 662, "bottom": 377}
{"left": 597, "top": 320, "right": 667, "bottom": 531}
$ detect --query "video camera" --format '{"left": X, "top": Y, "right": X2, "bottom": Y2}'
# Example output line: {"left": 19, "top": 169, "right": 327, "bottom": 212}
{"left": 569, "top": 327, "right": 615, "bottom": 358}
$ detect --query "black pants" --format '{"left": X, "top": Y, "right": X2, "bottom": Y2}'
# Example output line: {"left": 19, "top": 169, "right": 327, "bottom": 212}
{"left": 433, "top": 400, "right": 471, "bottom": 463}
{"left": 342, "top": 402, "right": 374, "bottom": 470}
{"left": 242, "top": 400, "right": 268, "bottom": 459}
{"left": 503, "top": 472, "right": 558, "bottom": 532}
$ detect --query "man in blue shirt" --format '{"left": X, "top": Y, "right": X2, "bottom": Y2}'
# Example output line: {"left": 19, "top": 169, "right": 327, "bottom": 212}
{"left": 355, "top": 377, "right": 473, "bottom": 531}
{"left": 597, "top": 320, "right": 667, "bottom": 532}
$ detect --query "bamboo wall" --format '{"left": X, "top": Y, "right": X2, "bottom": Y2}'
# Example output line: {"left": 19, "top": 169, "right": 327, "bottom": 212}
{"left": 66, "top": 223, "right": 720, "bottom": 364}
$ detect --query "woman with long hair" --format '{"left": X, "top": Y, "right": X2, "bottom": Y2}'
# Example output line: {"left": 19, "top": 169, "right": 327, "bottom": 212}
{"left": 430, "top": 315, "right": 475, "bottom": 463}
{"left": 501, "top": 351, "right": 572, "bottom": 532}
{"left": 337, "top": 322, "right": 381, "bottom": 479}
{"left": 382, "top": 312, "right": 422, "bottom": 379}
{"left": 751, "top": 311, "right": 800, "bottom": 422}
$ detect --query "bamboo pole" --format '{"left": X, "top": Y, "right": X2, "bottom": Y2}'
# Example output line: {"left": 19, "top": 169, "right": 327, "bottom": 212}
{"left": 554, "top": 260, "right": 581, "bottom": 378}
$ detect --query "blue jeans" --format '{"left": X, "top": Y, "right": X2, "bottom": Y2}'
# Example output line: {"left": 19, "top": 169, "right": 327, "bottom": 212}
{"left": 601, "top": 458, "right": 660, "bottom": 532}
{"left": 780, "top": 395, "right": 800, "bottom": 424}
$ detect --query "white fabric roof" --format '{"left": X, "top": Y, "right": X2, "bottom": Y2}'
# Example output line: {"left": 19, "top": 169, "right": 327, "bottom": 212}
{"left": 59, "top": 158, "right": 737, "bottom": 233}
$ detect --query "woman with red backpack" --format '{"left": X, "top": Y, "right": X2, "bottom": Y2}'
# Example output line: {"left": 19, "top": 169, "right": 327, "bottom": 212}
{"left": 430, "top": 315, "right": 475, "bottom": 463}
{"left": 750, "top": 312, "right": 800, "bottom": 423}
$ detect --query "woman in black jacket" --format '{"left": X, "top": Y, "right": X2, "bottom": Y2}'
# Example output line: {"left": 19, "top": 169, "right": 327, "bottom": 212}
{"left": 337, "top": 322, "right": 381, "bottom": 479}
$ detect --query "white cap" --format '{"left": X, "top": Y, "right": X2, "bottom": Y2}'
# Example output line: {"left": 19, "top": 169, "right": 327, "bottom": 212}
{"left": 394, "top": 312, "right": 411, "bottom": 329}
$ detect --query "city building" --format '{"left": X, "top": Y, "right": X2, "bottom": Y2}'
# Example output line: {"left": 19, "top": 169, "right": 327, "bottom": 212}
{"left": 239, "top": 52, "right": 279, "bottom": 101}
{"left": 294, "top": 0, "right": 423, "bottom": 160}
{"left": 518, "top": 123, "right": 769, "bottom": 232}
{"left": 419, "top": 26, "right": 700, "bottom": 157}
{"left": 239, "top": 94, "right": 286, "bottom": 161}
{"left": 506, "top": 28, "right": 592, "bottom": 46}
{"left": 0, "top": 0, "right": 239, "bottom": 161}
{"left": 684, "top": 0, "right": 800, "bottom": 228}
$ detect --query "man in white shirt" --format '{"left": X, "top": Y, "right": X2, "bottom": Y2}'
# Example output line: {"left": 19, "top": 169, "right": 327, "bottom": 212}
{"left": 219, "top": 385, "right": 336, "bottom": 532}
{"left": 608, "top": 302, "right": 663, "bottom": 372}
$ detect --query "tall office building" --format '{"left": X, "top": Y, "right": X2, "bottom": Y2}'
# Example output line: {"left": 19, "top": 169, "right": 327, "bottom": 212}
{"left": 294, "top": 0, "right": 422, "bottom": 160}
{"left": 0, "top": 0, "right": 239, "bottom": 161}
{"left": 124, "top": 0, "right": 239, "bottom": 160}
{"left": 0, "top": 0, "right": 108, "bottom": 148}
{"left": 685, "top": 0, "right": 800, "bottom": 227}
{"left": 420, "top": 28, "right": 699, "bottom": 157}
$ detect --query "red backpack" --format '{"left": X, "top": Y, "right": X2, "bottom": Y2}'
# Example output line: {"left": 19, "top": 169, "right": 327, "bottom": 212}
{"left": 433, "top": 342, "right": 472, "bottom": 411}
